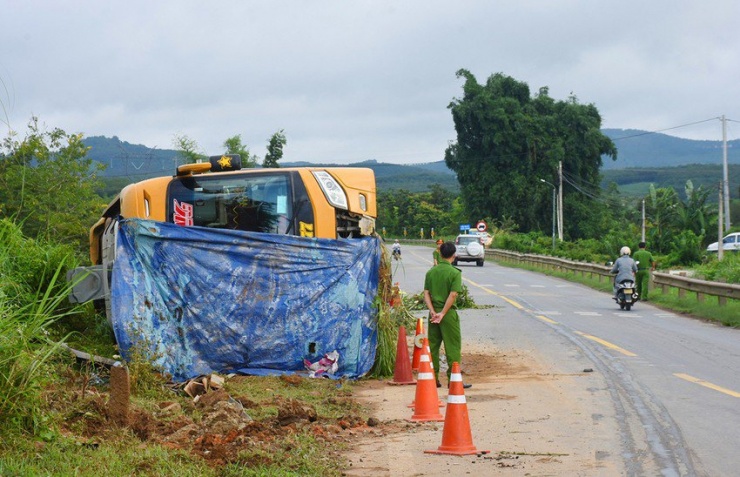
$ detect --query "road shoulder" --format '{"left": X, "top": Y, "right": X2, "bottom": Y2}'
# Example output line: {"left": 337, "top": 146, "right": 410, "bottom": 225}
{"left": 343, "top": 342, "right": 624, "bottom": 476}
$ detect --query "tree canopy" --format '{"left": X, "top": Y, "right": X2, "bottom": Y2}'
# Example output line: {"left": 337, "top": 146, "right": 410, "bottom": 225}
{"left": 263, "top": 129, "right": 286, "bottom": 168}
{"left": 223, "top": 135, "right": 259, "bottom": 168}
{"left": 172, "top": 134, "right": 205, "bottom": 164}
{"left": 0, "top": 117, "right": 104, "bottom": 249}
{"left": 444, "top": 70, "right": 617, "bottom": 239}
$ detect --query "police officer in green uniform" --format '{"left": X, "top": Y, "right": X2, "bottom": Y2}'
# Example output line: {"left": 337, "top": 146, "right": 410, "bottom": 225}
{"left": 423, "top": 241, "right": 471, "bottom": 389}
{"left": 432, "top": 238, "right": 443, "bottom": 265}
{"left": 632, "top": 241, "right": 656, "bottom": 300}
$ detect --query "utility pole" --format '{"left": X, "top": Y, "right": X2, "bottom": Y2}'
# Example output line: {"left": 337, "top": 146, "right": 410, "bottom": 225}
{"left": 540, "top": 179, "right": 557, "bottom": 249}
{"left": 718, "top": 182, "right": 724, "bottom": 261}
{"left": 551, "top": 186, "right": 556, "bottom": 249}
{"left": 557, "top": 161, "right": 564, "bottom": 241}
{"left": 641, "top": 199, "right": 646, "bottom": 242}
{"left": 721, "top": 115, "right": 731, "bottom": 230}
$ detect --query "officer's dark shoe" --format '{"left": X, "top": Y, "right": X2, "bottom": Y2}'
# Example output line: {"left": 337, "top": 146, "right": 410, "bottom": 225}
{"left": 463, "top": 383, "right": 472, "bottom": 389}
{"left": 436, "top": 380, "right": 442, "bottom": 388}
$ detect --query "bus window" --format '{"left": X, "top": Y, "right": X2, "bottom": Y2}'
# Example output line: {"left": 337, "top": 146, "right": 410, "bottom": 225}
{"left": 167, "top": 172, "right": 311, "bottom": 235}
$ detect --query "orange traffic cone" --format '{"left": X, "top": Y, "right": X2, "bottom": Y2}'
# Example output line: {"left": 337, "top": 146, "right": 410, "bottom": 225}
{"left": 411, "top": 317, "right": 425, "bottom": 371}
{"left": 408, "top": 338, "right": 444, "bottom": 408}
{"left": 388, "top": 326, "right": 415, "bottom": 385}
{"left": 409, "top": 338, "right": 444, "bottom": 422}
{"left": 425, "top": 362, "right": 490, "bottom": 455}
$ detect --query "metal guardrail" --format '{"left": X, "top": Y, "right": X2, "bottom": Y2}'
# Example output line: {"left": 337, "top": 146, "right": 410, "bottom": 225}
{"left": 651, "top": 272, "right": 740, "bottom": 306}
{"left": 487, "top": 249, "right": 740, "bottom": 306}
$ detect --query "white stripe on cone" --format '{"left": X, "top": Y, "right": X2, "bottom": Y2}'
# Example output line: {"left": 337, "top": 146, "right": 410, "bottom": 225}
{"left": 447, "top": 395, "right": 466, "bottom": 404}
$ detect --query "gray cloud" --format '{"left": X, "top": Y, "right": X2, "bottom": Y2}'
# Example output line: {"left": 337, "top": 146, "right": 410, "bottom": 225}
{"left": 2, "top": 0, "right": 739, "bottom": 164}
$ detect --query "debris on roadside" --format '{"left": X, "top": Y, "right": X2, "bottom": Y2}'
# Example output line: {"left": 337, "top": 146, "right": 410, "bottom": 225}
{"left": 181, "top": 373, "right": 226, "bottom": 399}
{"left": 304, "top": 350, "right": 340, "bottom": 378}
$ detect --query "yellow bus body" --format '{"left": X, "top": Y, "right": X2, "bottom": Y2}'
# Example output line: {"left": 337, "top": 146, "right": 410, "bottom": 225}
{"left": 89, "top": 166, "right": 376, "bottom": 265}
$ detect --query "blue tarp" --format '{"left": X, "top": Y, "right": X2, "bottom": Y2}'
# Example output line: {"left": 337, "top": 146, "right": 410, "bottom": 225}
{"left": 111, "top": 219, "right": 380, "bottom": 382}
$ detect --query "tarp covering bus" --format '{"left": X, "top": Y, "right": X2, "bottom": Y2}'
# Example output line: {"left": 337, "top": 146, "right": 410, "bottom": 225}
{"left": 112, "top": 219, "right": 381, "bottom": 381}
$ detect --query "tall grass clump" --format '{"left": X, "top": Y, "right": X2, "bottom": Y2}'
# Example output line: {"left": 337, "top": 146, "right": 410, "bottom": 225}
{"left": 0, "top": 220, "right": 81, "bottom": 435}
{"left": 370, "top": 244, "right": 397, "bottom": 377}
{"left": 0, "top": 263, "right": 77, "bottom": 434}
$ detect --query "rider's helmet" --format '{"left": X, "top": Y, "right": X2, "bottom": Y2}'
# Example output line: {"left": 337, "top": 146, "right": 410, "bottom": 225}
{"left": 620, "top": 246, "right": 631, "bottom": 256}
{"left": 394, "top": 239, "right": 399, "bottom": 243}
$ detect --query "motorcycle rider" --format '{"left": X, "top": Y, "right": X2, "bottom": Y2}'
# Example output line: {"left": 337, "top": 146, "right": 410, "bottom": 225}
{"left": 391, "top": 239, "right": 402, "bottom": 260}
{"left": 611, "top": 246, "right": 637, "bottom": 299}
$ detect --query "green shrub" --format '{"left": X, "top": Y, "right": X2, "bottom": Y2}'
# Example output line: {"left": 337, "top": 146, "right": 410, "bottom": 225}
{"left": 695, "top": 253, "right": 740, "bottom": 284}
{"left": 662, "top": 230, "right": 704, "bottom": 267}
{"left": 0, "top": 219, "right": 79, "bottom": 308}
{"left": 493, "top": 231, "right": 549, "bottom": 255}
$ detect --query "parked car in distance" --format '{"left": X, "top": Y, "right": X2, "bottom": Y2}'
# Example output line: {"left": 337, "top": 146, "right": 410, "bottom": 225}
{"left": 454, "top": 234, "right": 485, "bottom": 266}
{"left": 707, "top": 232, "right": 740, "bottom": 252}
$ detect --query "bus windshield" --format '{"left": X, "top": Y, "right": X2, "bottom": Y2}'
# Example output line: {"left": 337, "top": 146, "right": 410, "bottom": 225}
{"left": 168, "top": 172, "right": 295, "bottom": 234}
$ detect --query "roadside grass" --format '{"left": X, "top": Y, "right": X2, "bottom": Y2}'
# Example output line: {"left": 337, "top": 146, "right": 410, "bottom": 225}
{"left": 648, "top": 289, "right": 740, "bottom": 327}
{"left": 493, "top": 259, "right": 740, "bottom": 327}
{"left": 0, "top": 222, "right": 385, "bottom": 476}
{"left": 223, "top": 375, "right": 362, "bottom": 420}
{"left": 0, "top": 365, "right": 364, "bottom": 477}
{"left": 0, "top": 438, "right": 213, "bottom": 477}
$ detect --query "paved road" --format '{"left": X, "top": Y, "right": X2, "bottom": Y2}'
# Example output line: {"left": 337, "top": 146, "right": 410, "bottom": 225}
{"left": 391, "top": 244, "right": 740, "bottom": 477}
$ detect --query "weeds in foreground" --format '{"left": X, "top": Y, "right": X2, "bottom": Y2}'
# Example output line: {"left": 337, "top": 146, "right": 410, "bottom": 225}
{"left": 0, "top": 372, "right": 360, "bottom": 477}
{"left": 0, "top": 262, "right": 77, "bottom": 435}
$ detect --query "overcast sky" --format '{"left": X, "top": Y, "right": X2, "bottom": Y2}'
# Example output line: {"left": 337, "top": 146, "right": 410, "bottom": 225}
{"left": 2, "top": 1, "right": 739, "bottom": 165}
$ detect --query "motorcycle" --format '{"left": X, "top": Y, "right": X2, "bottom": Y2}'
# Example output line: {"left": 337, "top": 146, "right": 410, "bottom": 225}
{"left": 614, "top": 279, "right": 639, "bottom": 311}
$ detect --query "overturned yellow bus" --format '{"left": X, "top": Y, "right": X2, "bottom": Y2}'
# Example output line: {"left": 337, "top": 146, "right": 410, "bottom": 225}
{"left": 69, "top": 154, "right": 377, "bottom": 317}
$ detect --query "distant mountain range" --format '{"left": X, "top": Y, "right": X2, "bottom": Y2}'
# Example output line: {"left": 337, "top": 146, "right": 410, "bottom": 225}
{"left": 82, "top": 136, "right": 459, "bottom": 193}
{"left": 601, "top": 129, "right": 739, "bottom": 170}
{"left": 84, "top": 130, "right": 740, "bottom": 196}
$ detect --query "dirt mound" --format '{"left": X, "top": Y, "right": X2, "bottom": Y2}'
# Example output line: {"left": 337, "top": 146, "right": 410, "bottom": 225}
{"left": 52, "top": 373, "right": 378, "bottom": 468}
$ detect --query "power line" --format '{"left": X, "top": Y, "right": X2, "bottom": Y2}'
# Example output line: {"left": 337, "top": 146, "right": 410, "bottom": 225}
{"left": 609, "top": 117, "right": 725, "bottom": 141}
{"left": 561, "top": 171, "right": 602, "bottom": 200}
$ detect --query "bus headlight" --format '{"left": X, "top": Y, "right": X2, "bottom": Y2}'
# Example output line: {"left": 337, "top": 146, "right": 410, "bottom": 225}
{"left": 312, "top": 171, "right": 348, "bottom": 210}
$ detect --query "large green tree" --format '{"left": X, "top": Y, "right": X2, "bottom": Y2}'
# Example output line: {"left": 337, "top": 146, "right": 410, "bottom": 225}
{"left": 263, "top": 129, "right": 286, "bottom": 168}
{"left": 172, "top": 134, "right": 205, "bottom": 164}
{"left": 223, "top": 135, "right": 259, "bottom": 168}
{"left": 0, "top": 117, "right": 104, "bottom": 249}
{"left": 444, "top": 70, "right": 617, "bottom": 239}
